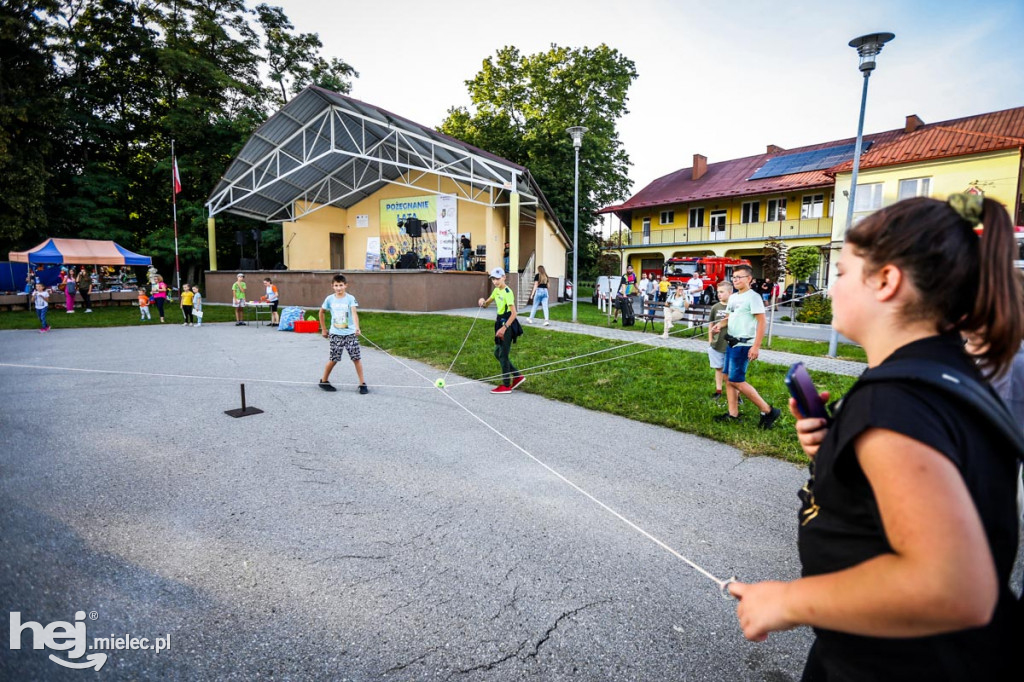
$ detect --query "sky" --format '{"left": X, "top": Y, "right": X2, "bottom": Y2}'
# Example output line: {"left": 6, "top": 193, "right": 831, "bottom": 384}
{"left": 277, "top": 0, "right": 1024, "bottom": 224}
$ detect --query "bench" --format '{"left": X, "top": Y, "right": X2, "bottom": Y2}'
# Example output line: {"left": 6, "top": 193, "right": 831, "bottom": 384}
{"left": 640, "top": 300, "right": 709, "bottom": 334}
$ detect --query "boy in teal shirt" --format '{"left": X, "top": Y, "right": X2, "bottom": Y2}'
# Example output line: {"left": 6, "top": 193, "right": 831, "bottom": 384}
{"left": 318, "top": 274, "right": 368, "bottom": 394}
{"left": 709, "top": 265, "right": 781, "bottom": 428}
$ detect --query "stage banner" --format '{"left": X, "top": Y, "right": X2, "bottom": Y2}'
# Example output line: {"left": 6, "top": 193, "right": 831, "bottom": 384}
{"left": 435, "top": 195, "right": 458, "bottom": 270}
{"left": 365, "top": 237, "right": 381, "bottom": 270}
{"left": 380, "top": 195, "right": 437, "bottom": 268}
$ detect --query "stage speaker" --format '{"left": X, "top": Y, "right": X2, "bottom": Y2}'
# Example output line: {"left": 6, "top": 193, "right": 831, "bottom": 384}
{"left": 405, "top": 217, "right": 422, "bottom": 238}
{"left": 235, "top": 230, "right": 246, "bottom": 245}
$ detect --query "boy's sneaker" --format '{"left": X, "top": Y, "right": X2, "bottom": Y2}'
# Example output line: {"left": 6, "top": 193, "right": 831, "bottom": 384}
{"left": 359, "top": 384, "right": 369, "bottom": 395}
{"left": 511, "top": 375, "right": 526, "bottom": 390}
{"left": 713, "top": 412, "right": 742, "bottom": 423}
{"left": 490, "top": 385, "right": 512, "bottom": 394}
{"left": 318, "top": 380, "right": 336, "bottom": 392}
{"left": 542, "top": 321, "right": 549, "bottom": 326}
{"left": 758, "top": 406, "right": 782, "bottom": 430}
{"left": 526, "top": 318, "right": 533, "bottom": 324}
{"left": 711, "top": 391, "right": 723, "bottom": 400}
{"left": 85, "top": 309, "right": 92, "bottom": 313}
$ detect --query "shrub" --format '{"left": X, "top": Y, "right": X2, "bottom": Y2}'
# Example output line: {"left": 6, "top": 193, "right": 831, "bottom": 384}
{"left": 797, "top": 296, "right": 833, "bottom": 324}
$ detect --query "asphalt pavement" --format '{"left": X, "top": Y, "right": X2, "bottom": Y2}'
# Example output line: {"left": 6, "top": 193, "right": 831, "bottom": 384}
{"left": 1, "top": 321, "right": 814, "bottom": 681}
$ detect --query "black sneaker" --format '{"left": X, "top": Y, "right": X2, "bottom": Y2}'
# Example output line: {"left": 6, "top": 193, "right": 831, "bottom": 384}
{"left": 359, "top": 384, "right": 369, "bottom": 395}
{"left": 711, "top": 391, "right": 723, "bottom": 400}
{"left": 758, "top": 406, "right": 782, "bottom": 430}
{"left": 319, "top": 380, "right": 336, "bottom": 392}
{"left": 713, "top": 412, "right": 741, "bottom": 423}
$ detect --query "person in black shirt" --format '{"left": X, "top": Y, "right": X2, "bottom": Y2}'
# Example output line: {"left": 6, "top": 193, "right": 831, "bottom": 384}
{"left": 728, "top": 195, "right": 1024, "bottom": 681}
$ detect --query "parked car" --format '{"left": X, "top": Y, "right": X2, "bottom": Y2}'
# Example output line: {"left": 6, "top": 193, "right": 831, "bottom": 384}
{"left": 778, "top": 282, "right": 819, "bottom": 304}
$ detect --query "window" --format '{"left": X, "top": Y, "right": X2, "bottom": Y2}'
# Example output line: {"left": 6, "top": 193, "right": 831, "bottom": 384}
{"left": 642, "top": 217, "right": 651, "bottom": 244}
{"left": 898, "top": 177, "right": 931, "bottom": 200}
{"left": 829, "top": 192, "right": 834, "bottom": 218}
{"left": 767, "top": 198, "right": 787, "bottom": 222}
{"left": 688, "top": 207, "right": 705, "bottom": 228}
{"left": 659, "top": 210, "right": 675, "bottom": 225}
{"left": 854, "top": 183, "right": 883, "bottom": 212}
{"left": 741, "top": 201, "right": 760, "bottom": 224}
{"left": 801, "top": 194, "right": 824, "bottom": 219}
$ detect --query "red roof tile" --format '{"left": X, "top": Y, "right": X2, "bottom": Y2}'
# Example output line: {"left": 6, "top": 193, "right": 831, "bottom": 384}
{"left": 604, "top": 106, "right": 1024, "bottom": 217}
{"left": 602, "top": 131, "right": 902, "bottom": 215}
{"left": 828, "top": 106, "right": 1024, "bottom": 173}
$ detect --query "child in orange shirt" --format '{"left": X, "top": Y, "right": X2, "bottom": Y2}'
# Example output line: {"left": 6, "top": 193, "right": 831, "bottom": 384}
{"left": 138, "top": 288, "right": 151, "bottom": 321}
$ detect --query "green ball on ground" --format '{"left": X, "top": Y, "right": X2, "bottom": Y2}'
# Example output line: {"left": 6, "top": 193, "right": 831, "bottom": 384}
{"left": 435, "top": 378, "right": 446, "bottom": 388}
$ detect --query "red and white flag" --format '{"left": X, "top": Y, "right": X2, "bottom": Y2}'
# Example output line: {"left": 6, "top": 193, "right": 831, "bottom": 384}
{"left": 173, "top": 157, "right": 182, "bottom": 195}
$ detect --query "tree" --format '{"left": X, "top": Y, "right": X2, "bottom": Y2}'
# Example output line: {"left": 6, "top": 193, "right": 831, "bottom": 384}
{"left": 0, "top": 0, "right": 357, "bottom": 280}
{"left": 786, "top": 246, "right": 820, "bottom": 282}
{"left": 441, "top": 44, "right": 637, "bottom": 280}
{"left": 255, "top": 3, "right": 356, "bottom": 105}
{"left": 761, "top": 237, "right": 788, "bottom": 283}
{"left": 785, "top": 245, "right": 821, "bottom": 320}
{"left": 0, "top": 1, "right": 61, "bottom": 243}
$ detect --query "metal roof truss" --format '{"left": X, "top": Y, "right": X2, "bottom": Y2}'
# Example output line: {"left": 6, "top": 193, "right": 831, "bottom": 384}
{"left": 206, "top": 105, "right": 536, "bottom": 222}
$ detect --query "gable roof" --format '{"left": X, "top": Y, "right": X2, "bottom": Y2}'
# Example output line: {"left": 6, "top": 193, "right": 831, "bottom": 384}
{"left": 827, "top": 105, "right": 1024, "bottom": 174}
{"left": 602, "top": 105, "right": 1024, "bottom": 221}
{"left": 206, "top": 86, "right": 568, "bottom": 244}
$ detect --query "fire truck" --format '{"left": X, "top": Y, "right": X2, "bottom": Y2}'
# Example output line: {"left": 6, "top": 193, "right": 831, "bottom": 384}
{"left": 662, "top": 256, "right": 752, "bottom": 304}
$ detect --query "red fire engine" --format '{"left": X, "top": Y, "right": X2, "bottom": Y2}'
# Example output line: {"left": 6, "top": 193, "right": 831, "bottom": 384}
{"left": 662, "top": 256, "right": 752, "bottom": 303}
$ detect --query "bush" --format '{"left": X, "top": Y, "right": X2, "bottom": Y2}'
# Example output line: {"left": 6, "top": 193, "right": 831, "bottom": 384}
{"left": 796, "top": 295, "right": 832, "bottom": 324}
{"left": 780, "top": 316, "right": 791, "bottom": 322}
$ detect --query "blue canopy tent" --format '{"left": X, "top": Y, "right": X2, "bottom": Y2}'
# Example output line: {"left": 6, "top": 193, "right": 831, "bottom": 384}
{"left": 9, "top": 238, "right": 152, "bottom": 266}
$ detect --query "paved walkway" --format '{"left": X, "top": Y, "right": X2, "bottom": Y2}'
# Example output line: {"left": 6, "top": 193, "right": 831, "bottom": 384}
{"left": 431, "top": 306, "right": 867, "bottom": 377}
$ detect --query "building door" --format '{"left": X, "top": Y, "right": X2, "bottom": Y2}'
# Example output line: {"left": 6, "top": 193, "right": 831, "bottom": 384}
{"left": 710, "top": 211, "right": 727, "bottom": 241}
{"left": 330, "top": 233, "right": 345, "bottom": 270}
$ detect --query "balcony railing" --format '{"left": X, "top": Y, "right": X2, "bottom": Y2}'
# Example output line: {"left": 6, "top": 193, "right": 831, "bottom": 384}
{"left": 606, "top": 218, "right": 834, "bottom": 248}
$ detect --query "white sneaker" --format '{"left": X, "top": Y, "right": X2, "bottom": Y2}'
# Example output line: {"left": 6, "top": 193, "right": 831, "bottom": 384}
{"left": 85, "top": 309, "right": 92, "bottom": 313}
{"left": 543, "top": 321, "right": 550, "bottom": 326}
{"left": 182, "top": 323, "right": 188, "bottom": 326}
{"left": 66, "top": 310, "right": 74, "bottom": 314}
{"left": 526, "top": 318, "right": 533, "bottom": 324}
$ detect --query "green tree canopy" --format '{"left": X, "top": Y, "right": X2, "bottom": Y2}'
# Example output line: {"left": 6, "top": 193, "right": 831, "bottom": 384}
{"left": 786, "top": 246, "right": 821, "bottom": 282}
{"left": 0, "top": 0, "right": 356, "bottom": 278}
{"left": 440, "top": 44, "right": 637, "bottom": 278}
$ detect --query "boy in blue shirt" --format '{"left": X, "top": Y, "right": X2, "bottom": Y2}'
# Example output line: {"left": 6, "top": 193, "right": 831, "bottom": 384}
{"left": 318, "top": 274, "right": 368, "bottom": 394}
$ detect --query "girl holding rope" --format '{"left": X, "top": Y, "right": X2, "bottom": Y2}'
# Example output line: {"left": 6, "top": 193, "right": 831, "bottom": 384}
{"left": 478, "top": 267, "right": 524, "bottom": 394}
{"left": 729, "top": 195, "right": 1024, "bottom": 680}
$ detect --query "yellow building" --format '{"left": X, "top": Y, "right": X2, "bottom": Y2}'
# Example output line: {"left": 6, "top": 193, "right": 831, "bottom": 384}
{"left": 207, "top": 86, "right": 569, "bottom": 290}
{"left": 602, "top": 107, "right": 1024, "bottom": 284}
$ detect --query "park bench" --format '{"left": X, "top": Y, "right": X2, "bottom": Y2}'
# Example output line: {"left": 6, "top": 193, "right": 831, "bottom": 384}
{"left": 640, "top": 300, "right": 709, "bottom": 334}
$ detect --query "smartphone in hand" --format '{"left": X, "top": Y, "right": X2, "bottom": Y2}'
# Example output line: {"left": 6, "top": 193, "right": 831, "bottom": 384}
{"left": 785, "top": 362, "right": 829, "bottom": 420}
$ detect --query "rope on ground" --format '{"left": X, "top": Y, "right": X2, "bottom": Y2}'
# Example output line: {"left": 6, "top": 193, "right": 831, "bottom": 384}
{"left": 442, "top": 303, "right": 485, "bottom": 384}
{"left": 433, "top": 375, "right": 737, "bottom": 596}
{"left": 0, "top": 362, "right": 436, "bottom": 389}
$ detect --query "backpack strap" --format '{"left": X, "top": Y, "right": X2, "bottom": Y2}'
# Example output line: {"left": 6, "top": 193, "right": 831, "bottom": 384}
{"left": 854, "top": 359, "right": 1024, "bottom": 462}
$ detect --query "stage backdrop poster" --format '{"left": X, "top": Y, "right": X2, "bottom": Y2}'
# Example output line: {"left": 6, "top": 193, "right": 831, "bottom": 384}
{"left": 365, "top": 237, "right": 381, "bottom": 270}
{"left": 435, "top": 195, "right": 458, "bottom": 270}
{"left": 380, "top": 195, "right": 437, "bottom": 268}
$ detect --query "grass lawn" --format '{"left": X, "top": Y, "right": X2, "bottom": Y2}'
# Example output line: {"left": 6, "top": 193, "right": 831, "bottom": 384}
{"left": 0, "top": 303, "right": 264, "bottom": 329}
{"left": 1, "top": 304, "right": 853, "bottom": 462}
{"left": 357, "top": 312, "right": 853, "bottom": 463}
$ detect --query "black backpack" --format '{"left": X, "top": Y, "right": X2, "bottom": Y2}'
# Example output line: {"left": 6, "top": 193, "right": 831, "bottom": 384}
{"left": 852, "top": 359, "right": 1024, "bottom": 461}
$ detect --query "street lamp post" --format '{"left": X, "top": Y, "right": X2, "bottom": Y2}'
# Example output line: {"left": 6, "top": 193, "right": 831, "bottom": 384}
{"left": 827, "top": 32, "right": 894, "bottom": 357}
{"left": 567, "top": 126, "right": 587, "bottom": 323}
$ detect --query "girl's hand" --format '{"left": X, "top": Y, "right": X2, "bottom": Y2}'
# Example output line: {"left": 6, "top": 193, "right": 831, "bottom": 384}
{"left": 728, "top": 580, "right": 796, "bottom": 642}
{"left": 495, "top": 327, "right": 506, "bottom": 340}
{"left": 788, "top": 393, "right": 830, "bottom": 458}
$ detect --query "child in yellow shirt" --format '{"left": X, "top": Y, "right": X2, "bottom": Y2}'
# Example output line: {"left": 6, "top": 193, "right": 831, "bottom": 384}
{"left": 180, "top": 283, "right": 195, "bottom": 326}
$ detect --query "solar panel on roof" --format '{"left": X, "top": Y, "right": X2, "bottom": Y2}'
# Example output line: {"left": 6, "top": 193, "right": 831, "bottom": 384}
{"left": 748, "top": 141, "right": 873, "bottom": 180}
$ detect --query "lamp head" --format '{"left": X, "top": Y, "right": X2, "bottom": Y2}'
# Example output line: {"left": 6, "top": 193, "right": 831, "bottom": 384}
{"left": 849, "top": 32, "right": 895, "bottom": 73}
{"left": 566, "top": 126, "right": 588, "bottom": 148}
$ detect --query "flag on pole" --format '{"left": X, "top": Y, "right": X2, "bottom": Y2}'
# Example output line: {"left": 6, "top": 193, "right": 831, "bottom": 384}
{"left": 173, "top": 157, "right": 182, "bottom": 195}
